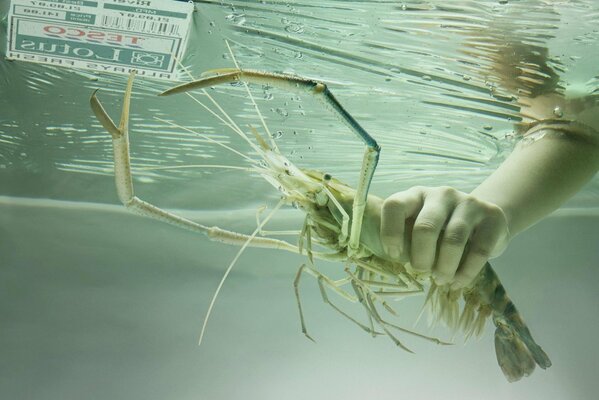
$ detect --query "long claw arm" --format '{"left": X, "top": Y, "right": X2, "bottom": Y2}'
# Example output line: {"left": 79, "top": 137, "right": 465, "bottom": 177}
{"left": 160, "top": 69, "right": 380, "bottom": 256}
{"left": 90, "top": 72, "right": 300, "bottom": 253}
{"left": 159, "top": 69, "right": 320, "bottom": 97}
{"left": 90, "top": 90, "right": 121, "bottom": 139}
{"left": 90, "top": 72, "right": 210, "bottom": 233}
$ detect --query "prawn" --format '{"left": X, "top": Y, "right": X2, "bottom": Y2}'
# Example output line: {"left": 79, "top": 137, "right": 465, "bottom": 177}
{"left": 90, "top": 50, "right": 551, "bottom": 383}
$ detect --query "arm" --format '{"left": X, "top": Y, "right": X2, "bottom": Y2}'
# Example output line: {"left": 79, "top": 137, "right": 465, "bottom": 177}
{"left": 380, "top": 7, "right": 599, "bottom": 288}
{"left": 472, "top": 127, "right": 599, "bottom": 237}
{"left": 379, "top": 3, "right": 599, "bottom": 288}
{"left": 380, "top": 127, "right": 599, "bottom": 289}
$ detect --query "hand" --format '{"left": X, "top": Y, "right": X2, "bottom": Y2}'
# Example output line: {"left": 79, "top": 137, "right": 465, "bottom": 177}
{"left": 380, "top": 186, "right": 510, "bottom": 289}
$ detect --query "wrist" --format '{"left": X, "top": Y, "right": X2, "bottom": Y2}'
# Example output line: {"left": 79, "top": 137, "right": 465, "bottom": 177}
{"left": 467, "top": 191, "right": 513, "bottom": 257}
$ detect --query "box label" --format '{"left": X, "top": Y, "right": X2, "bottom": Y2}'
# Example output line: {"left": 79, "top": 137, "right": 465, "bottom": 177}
{"left": 6, "top": 0, "right": 194, "bottom": 80}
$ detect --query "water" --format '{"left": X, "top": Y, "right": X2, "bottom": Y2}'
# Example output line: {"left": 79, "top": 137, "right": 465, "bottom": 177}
{"left": 1, "top": 1, "right": 598, "bottom": 399}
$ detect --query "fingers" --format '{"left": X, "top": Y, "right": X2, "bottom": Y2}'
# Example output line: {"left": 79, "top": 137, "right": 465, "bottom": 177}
{"left": 381, "top": 186, "right": 459, "bottom": 267}
{"left": 451, "top": 205, "right": 508, "bottom": 289}
{"left": 433, "top": 206, "right": 475, "bottom": 285}
{"left": 380, "top": 187, "right": 510, "bottom": 289}
{"left": 380, "top": 187, "right": 424, "bottom": 260}
{"left": 410, "top": 188, "right": 457, "bottom": 272}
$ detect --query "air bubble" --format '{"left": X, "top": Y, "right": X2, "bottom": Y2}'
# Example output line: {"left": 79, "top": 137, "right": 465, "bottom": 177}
{"left": 275, "top": 108, "right": 289, "bottom": 117}
{"left": 553, "top": 106, "right": 563, "bottom": 118}
{"left": 225, "top": 13, "right": 245, "bottom": 26}
{"left": 284, "top": 23, "right": 305, "bottom": 34}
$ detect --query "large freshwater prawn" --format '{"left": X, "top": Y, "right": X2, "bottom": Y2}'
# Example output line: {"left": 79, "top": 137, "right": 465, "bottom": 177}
{"left": 90, "top": 50, "right": 551, "bottom": 383}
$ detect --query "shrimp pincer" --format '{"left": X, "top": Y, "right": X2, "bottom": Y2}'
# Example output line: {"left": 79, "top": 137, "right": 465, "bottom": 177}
{"left": 90, "top": 57, "right": 550, "bottom": 382}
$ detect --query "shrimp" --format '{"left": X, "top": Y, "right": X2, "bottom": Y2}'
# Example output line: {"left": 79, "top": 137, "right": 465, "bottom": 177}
{"left": 90, "top": 59, "right": 550, "bottom": 382}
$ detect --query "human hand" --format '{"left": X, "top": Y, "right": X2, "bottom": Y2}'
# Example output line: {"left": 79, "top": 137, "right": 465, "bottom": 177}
{"left": 380, "top": 186, "right": 510, "bottom": 289}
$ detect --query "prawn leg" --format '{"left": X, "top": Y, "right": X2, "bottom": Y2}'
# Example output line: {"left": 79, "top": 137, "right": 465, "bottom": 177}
{"left": 294, "top": 263, "right": 379, "bottom": 342}
{"left": 348, "top": 268, "right": 450, "bottom": 349}
{"left": 315, "top": 274, "right": 382, "bottom": 336}
{"left": 349, "top": 275, "right": 413, "bottom": 352}
{"left": 293, "top": 264, "right": 316, "bottom": 342}
{"left": 294, "top": 223, "right": 369, "bottom": 338}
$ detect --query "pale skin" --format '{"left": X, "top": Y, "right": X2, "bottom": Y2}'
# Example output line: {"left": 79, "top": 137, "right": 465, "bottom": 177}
{"left": 380, "top": 114, "right": 599, "bottom": 290}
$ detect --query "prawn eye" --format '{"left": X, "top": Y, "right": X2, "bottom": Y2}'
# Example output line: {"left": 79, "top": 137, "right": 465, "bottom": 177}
{"left": 313, "top": 82, "right": 326, "bottom": 94}
{"left": 323, "top": 173, "right": 332, "bottom": 181}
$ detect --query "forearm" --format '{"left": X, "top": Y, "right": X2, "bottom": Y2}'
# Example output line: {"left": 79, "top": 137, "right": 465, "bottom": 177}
{"left": 471, "top": 129, "right": 599, "bottom": 236}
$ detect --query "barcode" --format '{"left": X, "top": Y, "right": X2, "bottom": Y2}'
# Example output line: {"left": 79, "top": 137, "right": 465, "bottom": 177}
{"left": 101, "top": 15, "right": 180, "bottom": 36}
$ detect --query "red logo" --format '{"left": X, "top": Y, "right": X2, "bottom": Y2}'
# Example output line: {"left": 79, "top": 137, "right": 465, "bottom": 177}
{"left": 43, "top": 26, "right": 144, "bottom": 46}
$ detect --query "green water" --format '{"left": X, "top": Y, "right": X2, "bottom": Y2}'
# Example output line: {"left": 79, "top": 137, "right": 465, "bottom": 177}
{"left": 1, "top": 1, "right": 598, "bottom": 399}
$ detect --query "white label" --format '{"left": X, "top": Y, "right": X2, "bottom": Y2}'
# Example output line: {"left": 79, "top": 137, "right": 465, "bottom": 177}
{"left": 6, "top": 0, "right": 194, "bottom": 80}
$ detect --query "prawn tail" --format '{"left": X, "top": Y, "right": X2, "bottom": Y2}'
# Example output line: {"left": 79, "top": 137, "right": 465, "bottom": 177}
{"left": 474, "top": 263, "right": 552, "bottom": 382}
{"left": 493, "top": 309, "right": 552, "bottom": 382}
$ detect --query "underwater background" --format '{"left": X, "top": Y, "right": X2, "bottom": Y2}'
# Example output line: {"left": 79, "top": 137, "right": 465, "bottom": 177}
{"left": 1, "top": 0, "right": 598, "bottom": 399}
